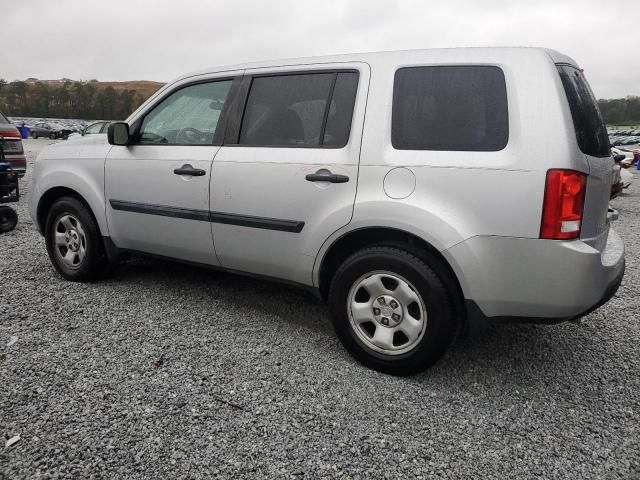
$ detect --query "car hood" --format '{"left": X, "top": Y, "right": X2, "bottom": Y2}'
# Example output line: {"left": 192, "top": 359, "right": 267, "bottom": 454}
{"left": 37, "top": 135, "right": 111, "bottom": 162}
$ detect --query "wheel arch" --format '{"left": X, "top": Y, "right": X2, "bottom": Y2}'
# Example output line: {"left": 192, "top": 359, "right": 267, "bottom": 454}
{"left": 37, "top": 186, "right": 103, "bottom": 236}
{"left": 317, "top": 226, "right": 468, "bottom": 336}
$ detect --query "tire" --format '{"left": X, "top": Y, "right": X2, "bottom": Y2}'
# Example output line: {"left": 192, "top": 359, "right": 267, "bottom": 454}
{"left": 31, "top": 132, "right": 38, "bottom": 139}
{"left": 328, "top": 246, "right": 456, "bottom": 375}
{"left": 0, "top": 206, "right": 18, "bottom": 233}
{"left": 45, "top": 196, "right": 106, "bottom": 281}
{"left": 49, "top": 132, "right": 57, "bottom": 140}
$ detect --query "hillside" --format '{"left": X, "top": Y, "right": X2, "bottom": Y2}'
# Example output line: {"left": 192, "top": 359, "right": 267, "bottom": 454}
{"left": 92, "top": 81, "right": 165, "bottom": 98}
{"left": 23, "top": 79, "right": 165, "bottom": 99}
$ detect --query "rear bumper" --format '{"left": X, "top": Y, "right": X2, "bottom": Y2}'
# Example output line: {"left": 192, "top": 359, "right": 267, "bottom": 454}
{"left": 465, "top": 262, "right": 624, "bottom": 329}
{"left": 444, "top": 227, "right": 625, "bottom": 330}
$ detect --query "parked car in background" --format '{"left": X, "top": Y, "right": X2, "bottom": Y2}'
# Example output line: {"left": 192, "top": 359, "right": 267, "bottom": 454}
{"left": 67, "top": 121, "right": 112, "bottom": 140}
{"left": 611, "top": 160, "right": 623, "bottom": 198}
{"left": 30, "top": 122, "right": 72, "bottom": 140}
{"left": 620, "top": 165, "right": 634, "bottom": 189}
{"left": 608, "top": 129, "right": 640, "bottom": 148}
{"left": 0, "top": 111, "right": 26, "bottom": 175}
{"left": 83, "top": 121, "right": 111, "bottom": 135}
{"left": 29, "top": 47, "right": 625, "bottom": 375}
{"left": 612, "top": 146, "right": 635, "bottom": 163}
{"left": 612, "top": 147, "right": 636, "bottom": 190}
{"left": 621, "top": 137, "right": 640, "bottom": 146}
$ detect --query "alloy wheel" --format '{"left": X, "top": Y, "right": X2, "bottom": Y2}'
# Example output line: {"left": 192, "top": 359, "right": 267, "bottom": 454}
{"left": 53, "top": 214, "right": 87, "bottom": 269}
{"left": 347, "top": 270, "right": 427, "bottom": 355}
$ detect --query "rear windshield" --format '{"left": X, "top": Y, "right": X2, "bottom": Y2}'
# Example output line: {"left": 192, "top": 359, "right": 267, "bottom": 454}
{"left": 556, "top": 65, "right": 610, "bottom": 158}
{"left": 0, "top": 112, "right": 9, "bottom": 124}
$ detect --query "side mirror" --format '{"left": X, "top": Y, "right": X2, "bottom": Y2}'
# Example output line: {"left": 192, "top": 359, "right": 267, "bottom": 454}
{"left": 108, "top": 122, "right": 131, "bottom": 146}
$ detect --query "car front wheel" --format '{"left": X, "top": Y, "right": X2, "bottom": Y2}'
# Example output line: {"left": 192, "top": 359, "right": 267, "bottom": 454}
{"left": 45, "top": 196, "right": 106, "bottom": 281}
{"left": 329, "top": 246, "right": 457, "bottom": 375}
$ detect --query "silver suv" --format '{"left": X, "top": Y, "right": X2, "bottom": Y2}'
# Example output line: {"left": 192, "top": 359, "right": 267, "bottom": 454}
{"left": 29, "top": 48, "right": 625, "bottom": 375}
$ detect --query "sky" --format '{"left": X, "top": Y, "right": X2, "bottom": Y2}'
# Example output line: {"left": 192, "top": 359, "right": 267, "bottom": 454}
{"left": 2, "top": 0, "right": 638, "bottom": 99}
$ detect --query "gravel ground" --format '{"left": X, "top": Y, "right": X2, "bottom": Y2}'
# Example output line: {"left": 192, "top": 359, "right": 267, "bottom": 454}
{"left": 1, "top": 139, "right": 639, "bottom": 479}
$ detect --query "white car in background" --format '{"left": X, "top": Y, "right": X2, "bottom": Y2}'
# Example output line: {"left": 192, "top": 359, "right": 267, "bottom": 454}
{"left": 612, "top": 147, "right": 635, "bottom": 164}
{"left": 612, "top": 147, "right": 635, "bottom": 190}
{"left": 66, "top": 121, "right": 112, "bottom": 141}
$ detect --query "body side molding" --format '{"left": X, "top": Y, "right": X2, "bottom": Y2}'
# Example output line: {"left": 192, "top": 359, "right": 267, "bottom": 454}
{"left": 109, "top": 199, "right": 304, "bottom": 233}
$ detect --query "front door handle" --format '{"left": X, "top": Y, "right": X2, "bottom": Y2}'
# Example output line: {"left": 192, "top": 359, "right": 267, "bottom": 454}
{"left": 305, "top": 171, "right": 349, "bottom": 183}
{"left": 174, "top": 164, "right": 206, "bottom": 176}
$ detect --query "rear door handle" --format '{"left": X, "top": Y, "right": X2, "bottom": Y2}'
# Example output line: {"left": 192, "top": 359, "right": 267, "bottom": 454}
{"left": 174, "top": 164, "right": 206, "bottom": 176}
{"left": 305, "top": 172, "right": 349, "bottom": 183}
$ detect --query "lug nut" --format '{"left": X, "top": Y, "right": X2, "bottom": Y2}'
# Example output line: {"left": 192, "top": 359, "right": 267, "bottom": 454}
{"left": 378, "top": 298, "right": 386, "bottom": 305}
{"left": 390, "top": 300, "right": 399, "bottom": 309}
{"left": 381, "top": 317, "right": 389, "bottom": 326}
{"left": 392, "top": 313, "right": 400, "bottom": 321}
{"left": 373, "top": 307, "right": 381, "bottom": 316}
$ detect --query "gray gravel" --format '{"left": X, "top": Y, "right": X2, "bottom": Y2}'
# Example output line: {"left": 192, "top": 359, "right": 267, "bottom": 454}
{"left": 1, "top": 139, "right": 639, "bottom": 479}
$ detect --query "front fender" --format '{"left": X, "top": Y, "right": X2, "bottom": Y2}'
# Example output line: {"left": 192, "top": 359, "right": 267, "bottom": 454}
{"left": 30, "top": 140, "right": 110, "bottom": 235}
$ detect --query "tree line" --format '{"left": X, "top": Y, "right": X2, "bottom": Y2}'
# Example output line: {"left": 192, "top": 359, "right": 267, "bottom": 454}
{"left": 598, "top": 97, "right": 640, "bottom": 126}
{"left": 0, "top": 79, "right": 149, "bottom": 121}
{"left": 1, "top": 78, "right": 639, "bottom": 125}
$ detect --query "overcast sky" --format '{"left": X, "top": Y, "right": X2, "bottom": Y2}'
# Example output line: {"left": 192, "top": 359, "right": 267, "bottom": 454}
{"left": 2, "top": 0, "right": 637, "bottom": 98}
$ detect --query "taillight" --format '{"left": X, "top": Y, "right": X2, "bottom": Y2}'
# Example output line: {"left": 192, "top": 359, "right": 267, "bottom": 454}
{"left": 540, "top": 169, "right": 587, "bottom": 240}
{"left": 0, "top": 128, "right": 21, "bottom": 139}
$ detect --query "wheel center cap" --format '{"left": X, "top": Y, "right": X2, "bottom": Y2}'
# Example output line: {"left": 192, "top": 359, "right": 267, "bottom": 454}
{"left": 372, "top": 295, "right": 403, "bottom": 327}
{"left": 67, "top": 230, "right": 80, "bottom": 251}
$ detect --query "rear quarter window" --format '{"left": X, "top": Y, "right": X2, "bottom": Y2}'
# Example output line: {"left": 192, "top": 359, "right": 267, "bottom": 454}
{"left": 556, "top": 65, "right": 610, "bottom": 158}
{"left": 392, "top": 65, "right": 508, "bottom": 151}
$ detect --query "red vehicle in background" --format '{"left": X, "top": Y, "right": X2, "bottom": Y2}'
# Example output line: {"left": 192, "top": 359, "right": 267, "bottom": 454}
{"left": 0, "top": 111, "right": 26, "bottom": 176}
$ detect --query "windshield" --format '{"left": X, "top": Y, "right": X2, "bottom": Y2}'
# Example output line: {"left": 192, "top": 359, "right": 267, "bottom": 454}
{"left": 556, "top": 65, "right": 610, "bottom": 158}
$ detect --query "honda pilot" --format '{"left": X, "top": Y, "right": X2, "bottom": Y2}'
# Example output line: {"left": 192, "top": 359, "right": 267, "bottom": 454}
{"left": 29, "top": 48, "right": 625, "bottom": 375}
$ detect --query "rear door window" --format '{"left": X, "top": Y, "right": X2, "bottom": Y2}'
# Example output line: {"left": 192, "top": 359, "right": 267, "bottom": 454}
{"left": 556, "top": 65, "right": 610, "bottom": 158}
{"left": 392, "top": 65, "right": 509, "bottom": 151}
{"left": 238, "top": 71, "right": 358, "bottom": 147}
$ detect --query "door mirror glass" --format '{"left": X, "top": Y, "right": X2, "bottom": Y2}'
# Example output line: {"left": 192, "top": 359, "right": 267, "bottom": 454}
{"left": 108, "top": 122, "right": 130, "bottom": 146}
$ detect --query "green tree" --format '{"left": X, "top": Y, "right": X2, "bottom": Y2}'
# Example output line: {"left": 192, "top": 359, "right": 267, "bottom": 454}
{"left": 599, "top": 96, "right": 640, "bottom": 126}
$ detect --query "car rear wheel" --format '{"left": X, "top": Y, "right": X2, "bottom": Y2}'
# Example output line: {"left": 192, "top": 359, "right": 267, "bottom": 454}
{"left": 45, "top": 196, "right": 106, "bottom": 281}
{"left": 49, "top": 132, "right": 57, "bottom": 140}
{"left": 328, "top": 246, "right": 456, "bottom": 375}
{"left": 31, "top": 132, "right": 38, "bottom": 139}
{"left": 0, "top": 206, "right": 18, "bottom": 233}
